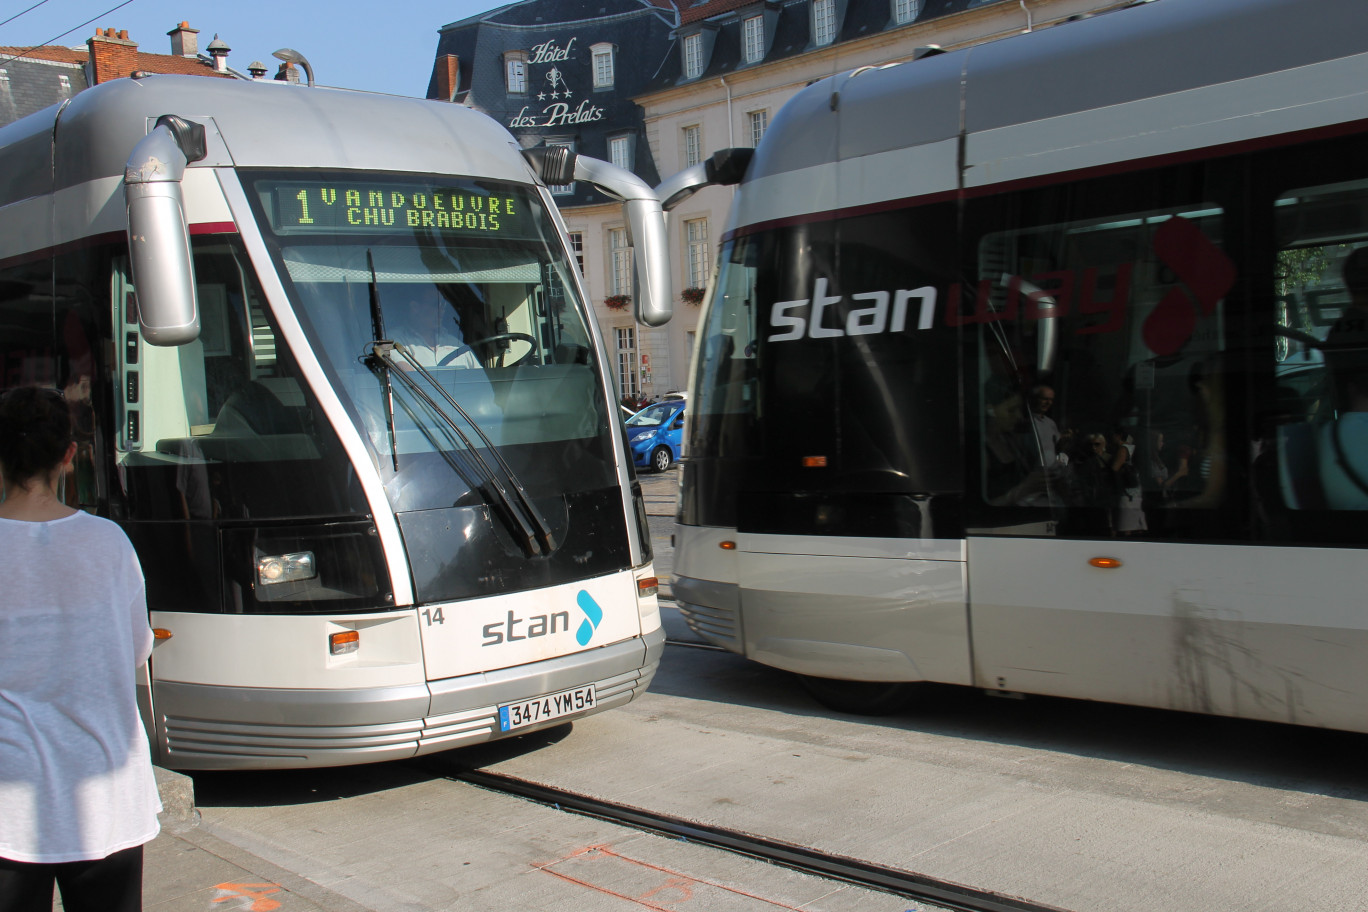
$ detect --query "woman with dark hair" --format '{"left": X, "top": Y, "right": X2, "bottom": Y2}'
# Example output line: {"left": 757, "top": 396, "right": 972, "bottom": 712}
{"left": 0, "top": 386, "right": 160, "bottom": 912}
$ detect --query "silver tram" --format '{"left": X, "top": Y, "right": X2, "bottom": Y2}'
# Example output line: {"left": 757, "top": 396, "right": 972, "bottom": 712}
{"left": 0, "top": 74, "right": 672, "bottom": 768}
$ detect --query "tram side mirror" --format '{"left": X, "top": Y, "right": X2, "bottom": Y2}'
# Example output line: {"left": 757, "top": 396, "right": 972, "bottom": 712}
{"left": 620, "top": 194, "right": 671, "bottom": 328}
{"left": 125, "top": 115, "right": 206, "bottom": 346}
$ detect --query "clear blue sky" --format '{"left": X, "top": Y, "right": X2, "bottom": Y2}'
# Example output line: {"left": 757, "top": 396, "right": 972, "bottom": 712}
{"left": 0, "top": 0, "right": 496, "bottom": 96}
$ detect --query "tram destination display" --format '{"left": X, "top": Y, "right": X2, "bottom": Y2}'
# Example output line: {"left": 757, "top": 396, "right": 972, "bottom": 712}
{"left": 259, "top": 176, "right": 538, "bottom": 238}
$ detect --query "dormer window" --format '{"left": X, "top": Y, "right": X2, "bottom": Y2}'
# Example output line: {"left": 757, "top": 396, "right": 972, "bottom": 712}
{"left": 609, "top": 134, "right": 633, "bottom": 171}
{"left": 58, "top": 74, "right": 71, "bottom": 90}
{"left": 683, "top": 33, "right": 704, "bottom": 78}
{"left": 742, "top": 16, "right": 765, "bottom": 63}
{"left": 813, "top": 0, "right": 837, "bottom": 46}
{"left": 505, "top": 52, "right": 528, "bottom": 94}
{"left": 591, "top": 43, "right": 615, "bottom": 88}
{"left": 893, "top": 0, "right": 922, "bottom": 25}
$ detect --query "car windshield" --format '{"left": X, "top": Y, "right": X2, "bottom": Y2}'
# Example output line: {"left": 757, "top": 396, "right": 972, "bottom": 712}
{"left": 627, "top": 403, "right": 681, "bottom": 428}
{"left": 245, "top": 170, "right": 616, "bottom": 513}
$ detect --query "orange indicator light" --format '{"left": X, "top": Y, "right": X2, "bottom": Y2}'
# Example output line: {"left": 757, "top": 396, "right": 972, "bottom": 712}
{"left": 719, "top": 540, "right": 737, "bottom": 550}
{"left": 1089, "top": 557, "right": 1122, "bottom": 569}
{"left": 152, "top": 628, "right": 173, "bottom": 640}
{"left": 637, "top": 576, "right": 659, "bottom": 597}
{"left": 330, "top": 630, "right": 360, "bottom": 655}
{"left": 802, "top": 456, "right": 828, "bottom": 467}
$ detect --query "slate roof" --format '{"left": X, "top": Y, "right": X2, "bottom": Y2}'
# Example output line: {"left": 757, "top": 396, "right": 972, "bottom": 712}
{"left": 430, "top": 0, "right": 682, "bottom": 202}
{"left": 655, "top": 0, "right": 1020, "bottom": 88}
{"left": 446, "top": 0, "right": 679, "bottom": 29}
{"left": 0, "top": 56, "right": 87, "bottom": 125}
{"left": 0, "top": 40, "right": 235, "bottom": 127}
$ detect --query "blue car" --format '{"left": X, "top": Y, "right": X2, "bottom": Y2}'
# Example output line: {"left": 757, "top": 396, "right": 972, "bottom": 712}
{"left": 625, "top": 400, "right": 685, "bottom": 472}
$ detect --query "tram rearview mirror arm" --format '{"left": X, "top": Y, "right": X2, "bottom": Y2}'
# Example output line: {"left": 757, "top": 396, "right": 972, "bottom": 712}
{"left": 572, "top": 156, "right": 672, "bottom": 328}
{"left": 655, "top": 147, "right": 754, "bottom": 212}
{"left": 124, "top": 115, "right": 207, "bottom": 346}
{"left": 523, "top": 147, "right": 673, "bottom": 328}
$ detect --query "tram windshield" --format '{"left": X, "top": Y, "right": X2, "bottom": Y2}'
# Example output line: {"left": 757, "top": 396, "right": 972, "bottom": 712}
{"left": 246, "top": 172, "right": 616, "bottom": 515}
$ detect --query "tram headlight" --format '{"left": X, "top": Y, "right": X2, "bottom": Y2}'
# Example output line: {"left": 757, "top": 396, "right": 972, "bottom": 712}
{"left": 229, "top": 521, "right": 391, "bottom": 610}
{"left": 257, "top": 551, "right": 317, "bottom": 586}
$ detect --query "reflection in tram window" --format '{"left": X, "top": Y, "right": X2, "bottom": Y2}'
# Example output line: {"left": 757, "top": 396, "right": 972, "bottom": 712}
{"left": 1274, "top": 180, "right": 1368, "bottom": 511}
{"left": 967, "top": 190, "right": 1235, "bottom": 537}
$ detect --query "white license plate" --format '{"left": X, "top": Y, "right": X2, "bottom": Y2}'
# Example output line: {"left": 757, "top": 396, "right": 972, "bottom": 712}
{"left": 498, "top": 684, "right": 597, "bottom": 732}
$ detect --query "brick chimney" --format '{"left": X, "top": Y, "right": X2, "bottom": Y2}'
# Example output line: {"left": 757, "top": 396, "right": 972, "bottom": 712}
{"left": 432, "top": 54, "right": 460, "bottom": 102}
{"left": 88, "top": 28, "right": 139, "bottom": 84}
{"left": 167, "top": 21, "right": 199, "bottom": 57}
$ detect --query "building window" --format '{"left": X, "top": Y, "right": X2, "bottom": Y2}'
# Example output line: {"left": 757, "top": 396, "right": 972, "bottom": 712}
{"left": 616, "top": 327, "right": 638, "bottom": 398}
{"left": 610, "top": 227, "right": 631, "bottom": 296}
{"left": 894, "top": 0, "right": 921, "bottom": 24}
{"left": 591, "top": 44, "right": 615, "bottom": 89}
{"left": 547, "top": 141, "right": 575, "bottom": 195}
{"left": 813, "top": 0, "right": 837, "bottom": 45}
{"left": 609, "top": 135, "right": 632, "bottom": 171}
{"left": 683, "top": 33, "right": 704, "bottom": 79}
{"left": 683, "top": 124, "right": 702, "bottom": 168}
{"left": 0, "top": 70, "right": 8, "bottom": 84}
{"left": 743, "top": 16, "right": 765, "bottom": 63}
{"left": 748, "top": 110, "right": 768, "bottom": 147}
{"left": 505, "top": 53, "right": 527, "bottom": 94}
{"left": 58, "top": 74, "right": 70, "bottom": 89}
{"left": 686, "top": 218, "right": 710, "bottom": 289}
{"left": 568, "top": 231, "right": 585, "bottom": 275}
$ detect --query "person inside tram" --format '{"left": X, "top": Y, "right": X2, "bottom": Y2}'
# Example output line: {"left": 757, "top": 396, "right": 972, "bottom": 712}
{"left": 387, "top": 286, "right": 484, "bottom": 369}
{"left": 1276, "top": 247, "right": 1368, "bottom": 509}
{"left": 1026, "top": 384, "right": 1063, "bottom": 466}
{"left": 1111, "top": 427, "right": 1147, "bottom": 534}
{"left": 983, "top": 385, "right": 1050, "bottom": 506}
{"left": 1304, "top": 248, "right": 1368, "bottom": 507}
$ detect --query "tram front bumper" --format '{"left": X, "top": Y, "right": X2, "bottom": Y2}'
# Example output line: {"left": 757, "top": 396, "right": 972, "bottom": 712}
{"left": 151, "top": 627, "right": 665, "bottom": 770}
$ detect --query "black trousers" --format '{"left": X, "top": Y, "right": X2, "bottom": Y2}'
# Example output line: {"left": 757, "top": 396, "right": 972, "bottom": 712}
{"left": 0, "top": 845, "right": 143, "bottom": 912}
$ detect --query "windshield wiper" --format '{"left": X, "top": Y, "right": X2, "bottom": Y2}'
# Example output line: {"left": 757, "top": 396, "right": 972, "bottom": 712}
{"left": 364, "top": 250, "right": 400, "bottom": 471}
{"left": 365, "top": 342, "right": 557, "bottom": 556}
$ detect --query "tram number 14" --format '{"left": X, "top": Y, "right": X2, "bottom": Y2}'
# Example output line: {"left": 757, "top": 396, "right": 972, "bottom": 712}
{"left": 499, "top": 684, "right": 597, "bottom": 732}
{"left": 421, "top": 607, "right": 445, "bottom": 626}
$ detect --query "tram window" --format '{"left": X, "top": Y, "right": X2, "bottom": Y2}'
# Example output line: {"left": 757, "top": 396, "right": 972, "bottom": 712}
{"left": 967, "top": 192, "right": 1235, "bottom": 538}
{"left": 1271, "top": 178, "right": 1368, "bottom": 511}
{"left": 114, "top": 237, "right": 364, "bottom": 525}
{"left": 2, "top": 255, "right": 102, "bottom": 509}
{"left": 694, "top": 237, "right": 759, "bottom": 430}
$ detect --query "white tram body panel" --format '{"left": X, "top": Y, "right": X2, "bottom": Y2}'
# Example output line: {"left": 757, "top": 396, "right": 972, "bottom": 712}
{"left": 0, "top": 75, "right": 666, "bottom": 768}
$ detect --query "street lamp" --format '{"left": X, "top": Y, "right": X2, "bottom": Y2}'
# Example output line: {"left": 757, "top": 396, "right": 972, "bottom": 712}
{"left": 271, "top": 48, "right": 314, "bottom": 87}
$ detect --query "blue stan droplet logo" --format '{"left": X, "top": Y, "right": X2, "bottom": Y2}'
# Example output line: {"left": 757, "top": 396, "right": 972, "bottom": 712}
{"left": 576, "top": 590, "right": 603, "bottom": 646}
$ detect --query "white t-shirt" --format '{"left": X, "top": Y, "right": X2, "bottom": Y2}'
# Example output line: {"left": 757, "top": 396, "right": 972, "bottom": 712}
{"left": 0, "top": 511, "right": 161, "bottom": 863}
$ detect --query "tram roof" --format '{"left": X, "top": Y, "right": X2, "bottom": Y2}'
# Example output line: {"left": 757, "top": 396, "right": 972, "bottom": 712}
{"left": 0, "top": 75, "right": 535, "bottom": 205}
{"left": 734, "top": 0, "right": 1368, "bottom": 230}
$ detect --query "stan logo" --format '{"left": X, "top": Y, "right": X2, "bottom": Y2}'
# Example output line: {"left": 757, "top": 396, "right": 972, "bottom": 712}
{"left": 576, "top": 590, "right": 603, "bottom": 646}
{"left": 479, "top": 590, "right": 604, "bottom": 647}
{"left": 766, "top": 216, "right": 1237, "bottom": 358}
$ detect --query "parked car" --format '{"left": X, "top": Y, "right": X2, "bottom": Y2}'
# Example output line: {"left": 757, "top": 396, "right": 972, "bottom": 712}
{"left": 625, "top": 400, "right": 686, "bottom": 471}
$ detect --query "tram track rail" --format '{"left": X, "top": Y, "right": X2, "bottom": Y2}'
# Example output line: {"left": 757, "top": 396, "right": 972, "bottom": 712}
{"left": 452, "top": 768, "right": 1072, "bottom": 912}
